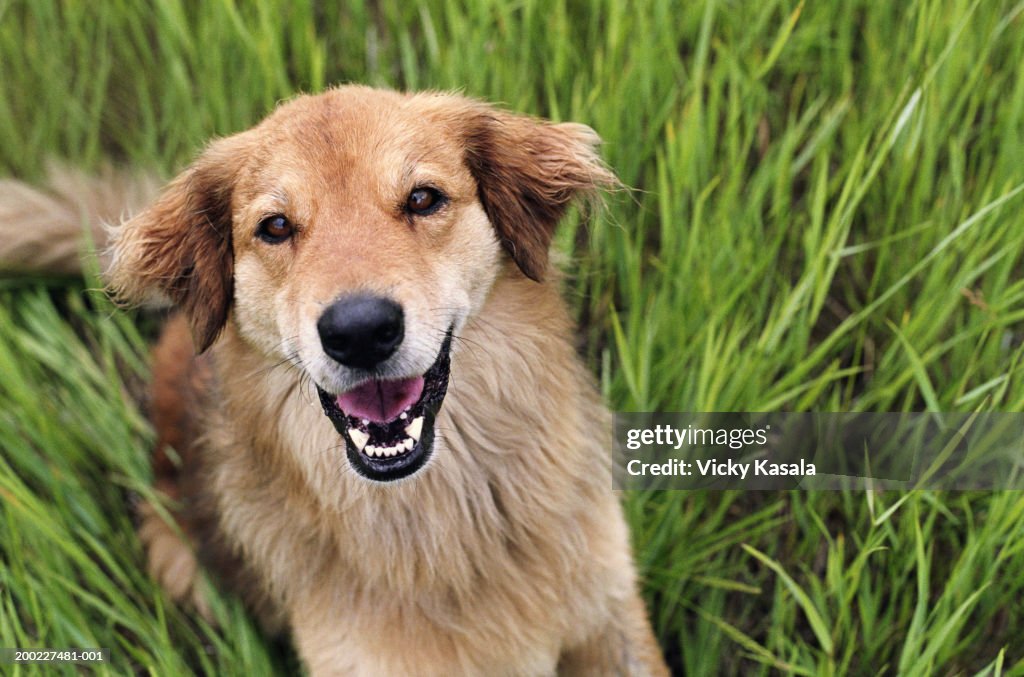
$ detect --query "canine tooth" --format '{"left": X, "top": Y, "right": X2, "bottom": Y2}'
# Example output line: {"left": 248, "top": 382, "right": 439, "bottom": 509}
{"left": 405, "top": 417, "right": 423, "bottom": 442}
{"left": 348, "top": 428, "right": 370, "bottom": 452}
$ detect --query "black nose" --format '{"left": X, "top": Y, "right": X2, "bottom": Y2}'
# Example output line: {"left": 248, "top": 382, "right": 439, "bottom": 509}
{"left": 317, "top": 294, "right": 405, "bottom": 370}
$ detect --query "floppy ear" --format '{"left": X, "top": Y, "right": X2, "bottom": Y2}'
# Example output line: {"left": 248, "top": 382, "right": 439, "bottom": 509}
{"left": 107, "top": 136, "right": 246, "bottom": 352}
{"left": 463, "top": 108, "right": 617, "bottom": 281}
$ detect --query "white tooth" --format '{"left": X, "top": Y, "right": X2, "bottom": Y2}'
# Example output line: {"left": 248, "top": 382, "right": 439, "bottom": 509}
{"left": 361, "top": 419, "right": 370, "bottom": 426}
{"left": 399, "top": 412, "right": 408, "bottom": 420}
{"left": 348, "top": 429, "right": 370, "bottom": 452}
{"left": 386, "top": 446, "right": 397, "bottom": 457}
{"left": 365, "top": 444, "right": 376, "bottom": 456}
{"left": 405, "top": 417, "right": 423, "bottom": 442}
{"left": 403, "top": 438, "right": 414, "bottom": 450}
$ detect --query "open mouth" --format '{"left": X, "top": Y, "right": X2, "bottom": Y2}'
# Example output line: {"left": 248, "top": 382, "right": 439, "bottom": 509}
{"left": 316, "top": 331, "right": 452, "bottom": 482}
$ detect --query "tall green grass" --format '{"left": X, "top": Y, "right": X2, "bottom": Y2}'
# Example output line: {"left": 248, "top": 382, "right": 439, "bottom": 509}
{"left": 2, "top": 0, "right": 1024, "bottom": 673}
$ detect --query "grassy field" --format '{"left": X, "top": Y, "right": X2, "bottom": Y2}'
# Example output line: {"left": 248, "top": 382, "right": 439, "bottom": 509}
{"left": 2, "top": 0, "right": 1024, "bottom": 674}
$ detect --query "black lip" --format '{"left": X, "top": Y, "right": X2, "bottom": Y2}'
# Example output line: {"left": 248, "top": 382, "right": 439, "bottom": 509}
{"left": 316, "top": 330, "right": 452, "bottom": 482}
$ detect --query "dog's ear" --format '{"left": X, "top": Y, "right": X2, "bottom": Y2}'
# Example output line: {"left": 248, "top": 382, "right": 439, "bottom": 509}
{"left": 107, "top": 136, "right": 248, "bottom": 352}
{"left": 463, "top": 108, "right": 617, "bottom": 281}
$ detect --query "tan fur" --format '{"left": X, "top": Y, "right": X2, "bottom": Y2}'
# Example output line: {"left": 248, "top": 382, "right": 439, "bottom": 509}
{"left": 4, "top": 86, "right": 668, "bottom": 676}
{"left": 0, "top": 164, "right": 160, "bottom": 276}
{"left": 136, "top": 499, "right": 212, "bottom": 620}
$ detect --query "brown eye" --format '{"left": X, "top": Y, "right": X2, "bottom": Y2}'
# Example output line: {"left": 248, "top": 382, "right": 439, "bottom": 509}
{"left": 256, "top": 215, "right": 293, "bottom": 243}
{"left": 406, "top": 187, "right": 445, "bottom": 215}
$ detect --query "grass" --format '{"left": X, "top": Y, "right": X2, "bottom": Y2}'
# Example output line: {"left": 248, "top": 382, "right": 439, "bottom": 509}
{"left": 2, "top": 0, "right": 1024, "bottom": 673}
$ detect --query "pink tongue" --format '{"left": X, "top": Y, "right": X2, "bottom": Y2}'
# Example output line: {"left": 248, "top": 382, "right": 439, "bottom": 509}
{"left": 335, "top": 376, "right": 425, "bottom": 423}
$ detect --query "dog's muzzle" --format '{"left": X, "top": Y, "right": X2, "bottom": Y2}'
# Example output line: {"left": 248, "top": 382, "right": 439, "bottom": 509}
{"left": 316, "top": 330, "right": 452, "bottom": 482}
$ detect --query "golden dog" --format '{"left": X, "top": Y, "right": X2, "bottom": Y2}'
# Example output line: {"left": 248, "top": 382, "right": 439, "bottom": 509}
{"left": 3, "top": 86, "right": 668, "bottom": 676}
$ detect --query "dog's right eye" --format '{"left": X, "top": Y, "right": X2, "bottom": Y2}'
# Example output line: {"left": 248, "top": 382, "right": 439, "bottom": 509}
{"left": 256, "top": 215, "right": 294, "bottom": 244}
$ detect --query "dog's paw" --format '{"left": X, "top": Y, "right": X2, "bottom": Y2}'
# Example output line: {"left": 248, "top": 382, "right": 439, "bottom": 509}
{"left": 137, "top": 500, "right": 213, "bottom": 621}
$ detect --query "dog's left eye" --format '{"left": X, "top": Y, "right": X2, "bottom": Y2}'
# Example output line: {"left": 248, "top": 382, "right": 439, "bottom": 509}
{"left": 406, "top": 188, "right": 446, "bottom": 216}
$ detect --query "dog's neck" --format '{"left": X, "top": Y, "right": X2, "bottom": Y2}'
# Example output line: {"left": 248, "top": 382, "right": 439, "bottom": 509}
{"left": 200, "top": 271, "right": 617, "bottom": 615}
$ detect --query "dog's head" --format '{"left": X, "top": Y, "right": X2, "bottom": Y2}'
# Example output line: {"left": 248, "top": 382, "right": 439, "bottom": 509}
{"left": 108, "top": 86, "right": 614, "bottom": 482}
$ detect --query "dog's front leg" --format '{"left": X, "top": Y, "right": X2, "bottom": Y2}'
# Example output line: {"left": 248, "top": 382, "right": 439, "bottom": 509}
{"left": 557, "top": 590, "right": 669, "bottom": 677}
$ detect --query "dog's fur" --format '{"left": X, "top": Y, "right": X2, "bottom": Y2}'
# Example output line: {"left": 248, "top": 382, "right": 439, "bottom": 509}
{"left": 1, "top": 86, "right": 667, "bottom": 676}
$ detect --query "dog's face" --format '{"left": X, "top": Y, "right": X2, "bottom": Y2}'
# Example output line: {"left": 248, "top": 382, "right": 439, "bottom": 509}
{"left": 109, "top": 86, "right": 613, "bottom": 482}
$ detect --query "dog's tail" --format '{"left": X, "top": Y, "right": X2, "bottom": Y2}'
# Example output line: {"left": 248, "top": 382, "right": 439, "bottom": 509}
{"left": 0, "top": 164, "right": 160, "bottom": 277}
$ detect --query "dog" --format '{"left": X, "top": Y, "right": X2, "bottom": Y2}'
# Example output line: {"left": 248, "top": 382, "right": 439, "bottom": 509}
{"left": 1, "top": 86, "right": 668, "bottom": 676}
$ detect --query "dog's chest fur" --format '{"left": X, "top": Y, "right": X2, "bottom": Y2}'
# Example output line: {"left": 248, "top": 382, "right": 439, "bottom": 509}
{"left": 171, "top": 274, "right": 636, "bottom": 674}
